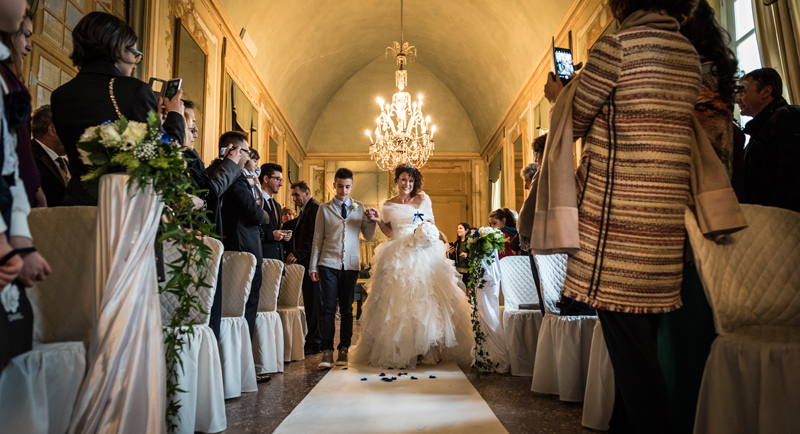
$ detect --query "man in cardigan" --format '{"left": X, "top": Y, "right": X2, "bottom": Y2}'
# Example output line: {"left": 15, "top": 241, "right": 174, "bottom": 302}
{"left": 310, "top": 168, "right": 376, "bottom": 369}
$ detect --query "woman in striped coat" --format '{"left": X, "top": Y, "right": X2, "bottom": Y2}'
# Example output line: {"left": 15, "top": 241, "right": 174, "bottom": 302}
{"left": 552, "top": 0, "right": 702, "bottom": 432}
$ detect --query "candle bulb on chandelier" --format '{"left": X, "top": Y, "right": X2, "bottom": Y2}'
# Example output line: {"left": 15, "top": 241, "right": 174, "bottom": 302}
{"left": 366, "top": 130, "right": 373, "bottom": 143}
{"left": 431, "top": 125, "right": 437, "bottom": 139}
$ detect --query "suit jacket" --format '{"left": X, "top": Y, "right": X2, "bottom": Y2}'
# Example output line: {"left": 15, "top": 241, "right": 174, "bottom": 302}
{"left": 191, "top": 155, "right": 239, "bottom": 238}
{"left": 51, "top": 60, "right": 185, "bottom": 206}
{"left": 309, "top": 199, "right": 376, "bottom": 273}
{"left": 292, "top": 197, "right": 320, "bottom": 265}
{"left": 281, "top": 218, "right": 297, "bottom": 258}
{"left": 260, "top": 195, "right": 284, "bottom": 260}
{"left": 32, "top": 140, "right": 67, "bottom": 207}
{"left": 220, "top": 174, "right": 270, "bottom": 261}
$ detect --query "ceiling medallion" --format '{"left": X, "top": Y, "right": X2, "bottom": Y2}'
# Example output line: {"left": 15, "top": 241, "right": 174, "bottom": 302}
{"left": 366, "top": 0, "right": 436, "bottom": 171}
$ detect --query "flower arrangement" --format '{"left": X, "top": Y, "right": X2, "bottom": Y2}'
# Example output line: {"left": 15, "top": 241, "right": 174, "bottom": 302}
{"left": 78, "top": 112, "right": 214, "bottom": 432}
{"left": 413, "top": 221, "right": 440, "bottom": 247}
{"left": 466, "top": 226, "right": 508, "bottom": 373}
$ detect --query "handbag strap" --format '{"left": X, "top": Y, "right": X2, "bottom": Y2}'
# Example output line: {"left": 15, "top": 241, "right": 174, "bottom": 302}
{"left": 108, "top": 77, "right": 122, "bottom": 119}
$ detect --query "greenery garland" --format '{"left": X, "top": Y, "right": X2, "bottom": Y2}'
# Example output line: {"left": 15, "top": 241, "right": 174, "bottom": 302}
{"left": 78, "top": 112, "right": 213, "bottom": 432}
{"left": 465, "top": 227, "right": 508, "bottom": 373}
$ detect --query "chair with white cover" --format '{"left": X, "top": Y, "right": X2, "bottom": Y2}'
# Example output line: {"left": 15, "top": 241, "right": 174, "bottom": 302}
{"left": 277, "top": 263, "right": 306, "bottom": 362}
{"left": 219, "top": 251, "right": 258, "bottom": 399}
{"left": 0, "top": 207, "right": 95, "bottom": 434}
{"left": 686, "top": 205, "right": 800, "bottom": 434}
{"left": 499, "top": 255, "right": 544, "bottom": 376}
{"left": 159, "top": 237, "right": 226, "bottom": 433}
{"left": 531, "top": 253, "right": 597, "bottom": 402}
{"left": 253, "top": 259, "right": 285, "bottom": 374}
{"left": 582, "top": 320, "right": 614, "bottom": 431}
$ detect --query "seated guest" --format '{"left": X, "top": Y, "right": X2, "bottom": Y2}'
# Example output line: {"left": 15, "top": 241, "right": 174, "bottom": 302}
{"left": 737, "top": 67, "right": 800, "bottom": 212}
{"left": 30, "top": 105, "right": 69, "bottom": 208}
{"left": 217, "top": 132, "right": 270, "bottom": 342}
{"left": 259, "top": 163, "right": 291, "bottom": 261}
{"left": 488, "top": 208, "right": 517, "bottom": 259}
{"left": 51, "top": 11, "right": 185, "bottom": 205}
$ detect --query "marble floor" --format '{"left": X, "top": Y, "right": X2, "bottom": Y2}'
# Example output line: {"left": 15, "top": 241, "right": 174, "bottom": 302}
{"left": 224, "top": 321, "right": 601, "bottom": 434}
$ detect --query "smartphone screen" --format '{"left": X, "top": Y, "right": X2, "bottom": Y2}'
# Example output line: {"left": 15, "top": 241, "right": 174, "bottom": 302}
{"left": 163, "top": 78, "right": 182, "bottom": 100}
{"left": 553, "top": 47, "right": 575, "bottom": 79}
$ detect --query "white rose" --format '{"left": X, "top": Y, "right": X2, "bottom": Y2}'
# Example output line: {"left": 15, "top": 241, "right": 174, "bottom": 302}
{"left": 478, "top": 226, "right": 493, "bottom": 237}
{"left": 80, "top": 126, "right": 99, "bottom": 142}
{"left": 120, "top": 122, "right": 147, "bottom": 150}
{"left": 98, "top": 123, "right": 122, "bottom": 147}
{"left": 1, "top": 285, "right": 20, "bottom": 313}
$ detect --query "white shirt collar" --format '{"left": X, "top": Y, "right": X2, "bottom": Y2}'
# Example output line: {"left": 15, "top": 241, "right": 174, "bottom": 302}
{"left": 261, "top": 188, "right": 273, "bottom": 202}
{"left": 36, "top": 139, "right": 60, "bottom": 161}
{"left": 333, "top": 197, "right": 352, "bottom": 208}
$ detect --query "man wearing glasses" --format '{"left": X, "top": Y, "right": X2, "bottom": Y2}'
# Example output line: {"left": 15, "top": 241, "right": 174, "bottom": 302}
{"left": 259, "top": 163, "right": 292, "bottom": 261}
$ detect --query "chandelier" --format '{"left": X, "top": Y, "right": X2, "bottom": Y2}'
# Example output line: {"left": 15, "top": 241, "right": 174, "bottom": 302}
{"left": 366, "top": 0, "right": 436, "bottom": 171}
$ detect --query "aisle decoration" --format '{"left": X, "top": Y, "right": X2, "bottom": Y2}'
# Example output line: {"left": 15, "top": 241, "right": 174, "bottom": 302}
{"left": 78, "top": 112, "right": 214, "bottom": 432}
{"left": 466, "top": 227, "right": 507, "bottom": 373}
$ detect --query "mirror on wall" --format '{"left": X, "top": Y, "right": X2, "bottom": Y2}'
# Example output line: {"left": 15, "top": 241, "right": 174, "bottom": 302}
{"left": 174, "top": 19, "right": 207, "bottom": 153}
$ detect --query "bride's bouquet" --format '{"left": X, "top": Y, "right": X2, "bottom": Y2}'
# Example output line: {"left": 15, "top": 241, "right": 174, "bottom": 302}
{"left": 413, "top": 221, "right": 440, "bottom": 247}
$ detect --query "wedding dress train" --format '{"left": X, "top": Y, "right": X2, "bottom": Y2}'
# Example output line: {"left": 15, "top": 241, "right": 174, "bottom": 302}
{"left": 351, "top": 194, "right": 474, "bottom": 369}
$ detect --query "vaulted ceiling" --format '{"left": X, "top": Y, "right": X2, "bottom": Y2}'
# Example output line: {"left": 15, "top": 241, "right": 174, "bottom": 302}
{"left": 219, "top": 0, "right": 574, "bottom": 150}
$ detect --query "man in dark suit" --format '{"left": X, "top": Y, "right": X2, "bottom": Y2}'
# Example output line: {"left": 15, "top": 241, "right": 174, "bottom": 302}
{"left": 259, "top": 163, "right": 291, "bottom": 261}
{"left": 286, "top": 181, "right": 322, "bottom": 354}
{"left": 30, "top": 105, "right": 68, "bottom": 207}
{"left": 218, "top": 132, "right": 271, "bottom": 344}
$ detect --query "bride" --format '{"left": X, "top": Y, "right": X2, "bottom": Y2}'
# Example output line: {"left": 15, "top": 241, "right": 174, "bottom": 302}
{"left": 351, "top": 164, "right": 474, "bottom": 369}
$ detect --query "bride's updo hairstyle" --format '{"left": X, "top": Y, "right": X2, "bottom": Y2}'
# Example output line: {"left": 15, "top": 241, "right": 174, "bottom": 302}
{"left": 394, "top": 164, "right": 423, "bottom": 198}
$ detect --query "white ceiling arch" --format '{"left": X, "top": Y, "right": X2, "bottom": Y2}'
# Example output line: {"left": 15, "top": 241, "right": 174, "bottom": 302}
{"left": 219, "top": 0, "right": 574, "bottom": 149}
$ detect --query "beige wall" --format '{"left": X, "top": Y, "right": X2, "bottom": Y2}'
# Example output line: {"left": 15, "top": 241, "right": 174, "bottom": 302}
{"left": 308, "top": 56, "right": 480, "bottom": 154}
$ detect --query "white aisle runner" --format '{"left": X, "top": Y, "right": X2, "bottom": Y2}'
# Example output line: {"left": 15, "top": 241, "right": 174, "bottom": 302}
{"left": 274, "top": 363, "right": 508, "bottom": 434}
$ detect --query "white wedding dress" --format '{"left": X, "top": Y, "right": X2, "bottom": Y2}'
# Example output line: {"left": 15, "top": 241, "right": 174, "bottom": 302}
{"left": 351, "top": 194, "right": 474, "bottom": 369}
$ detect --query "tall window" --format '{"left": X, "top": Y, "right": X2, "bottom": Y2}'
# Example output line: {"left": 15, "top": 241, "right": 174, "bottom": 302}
{"left": 722, "top": 0, "right": 763, "bottom": 124}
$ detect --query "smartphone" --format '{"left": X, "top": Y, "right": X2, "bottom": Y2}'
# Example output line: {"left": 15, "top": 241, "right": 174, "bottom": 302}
{"left": 163, "top": 78, "right": 182, "bottom": 100}
{"left": 148, "top": 77, "right": 166, "bottom": 101}
{"left": 552, "top": 37, "right": 575, "bottom": 80}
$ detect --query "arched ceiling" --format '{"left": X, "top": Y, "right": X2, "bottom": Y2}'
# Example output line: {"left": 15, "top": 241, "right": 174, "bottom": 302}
{"left": 219, "top": 0, "right": 574, "bottom": 149}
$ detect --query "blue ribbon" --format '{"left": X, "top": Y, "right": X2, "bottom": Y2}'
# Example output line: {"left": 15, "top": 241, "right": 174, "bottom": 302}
{"left": 412, "top": 212, "right": 424, "bottom": 223}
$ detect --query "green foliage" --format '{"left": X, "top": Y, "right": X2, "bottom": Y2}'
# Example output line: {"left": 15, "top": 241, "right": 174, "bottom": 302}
{"left": 77, "top": 113, "right": 213, "bottom": 433}
{"left": 465, "top": 229, "right": 508, "bottom": 374}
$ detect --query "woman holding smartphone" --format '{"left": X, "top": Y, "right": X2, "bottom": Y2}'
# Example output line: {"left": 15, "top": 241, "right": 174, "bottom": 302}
{"left": 51, "top": 11, "right": 186, "bottom": 205}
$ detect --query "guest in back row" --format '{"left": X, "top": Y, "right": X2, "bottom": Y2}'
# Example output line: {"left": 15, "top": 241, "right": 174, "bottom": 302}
{"left": 488, "top": 208, "right": 517, "bottom": 259}
{"left": 31, "top": 106, "right": 68, "bottom": 208}
{"left": 447, "top": 222, "right": 471, "bottom": 287}
{"left": 51, "top": 11, "right": 185, "bottom": 206}
{"left": 260, "top": 163, "right": 291, "bottom": 261}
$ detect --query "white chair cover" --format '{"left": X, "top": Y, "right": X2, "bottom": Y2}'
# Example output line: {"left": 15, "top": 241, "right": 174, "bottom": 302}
{"left": 27, "top": 206, "right": 97, "bottom": 345}
{"left": 277, "top": 263, "right": 307, "bottom": 362}
{"left": 219, "top": 251, "right": 258, "bottom": 399}
{"left": 582, "top": 320, "right": 614, "bottom": 431}
{"left": 499, "top": 255, "right": 543, "bottom": 376}
{"left": 476, "top": 251, "right": 510, "bottom": 373}
{"left": 0, "top": 342, "right": 86, "bottom": 434}
{"left": 0, "top": 208, "right": 96, "bottom": 433}
{"left": 531, "top": 253, "right": 597, "bottom": 402}
{"left": 160, "top": 237, "right": 226, "bottom": 433}
{"left": 254, "top": 259, "right": 285, "bottom": 374}
{"left": 686, "top": 205, "right": 800, "bottom": 434}
{"left": 69, "top": 174, "right": 167, "bottom": 433}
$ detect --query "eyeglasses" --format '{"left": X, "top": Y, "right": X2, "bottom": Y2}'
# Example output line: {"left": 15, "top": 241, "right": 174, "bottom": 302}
{"left": 269, "top": 176, "right": 284, "bottom": 182}
{"left": 127, "top": 46, "right": 143, "bottom": 64}
{"left": 733, "top": 85, "right": 746, "bottom": 95}
{"left": 189, "top": 127, "right": 198, "bottom": 134}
